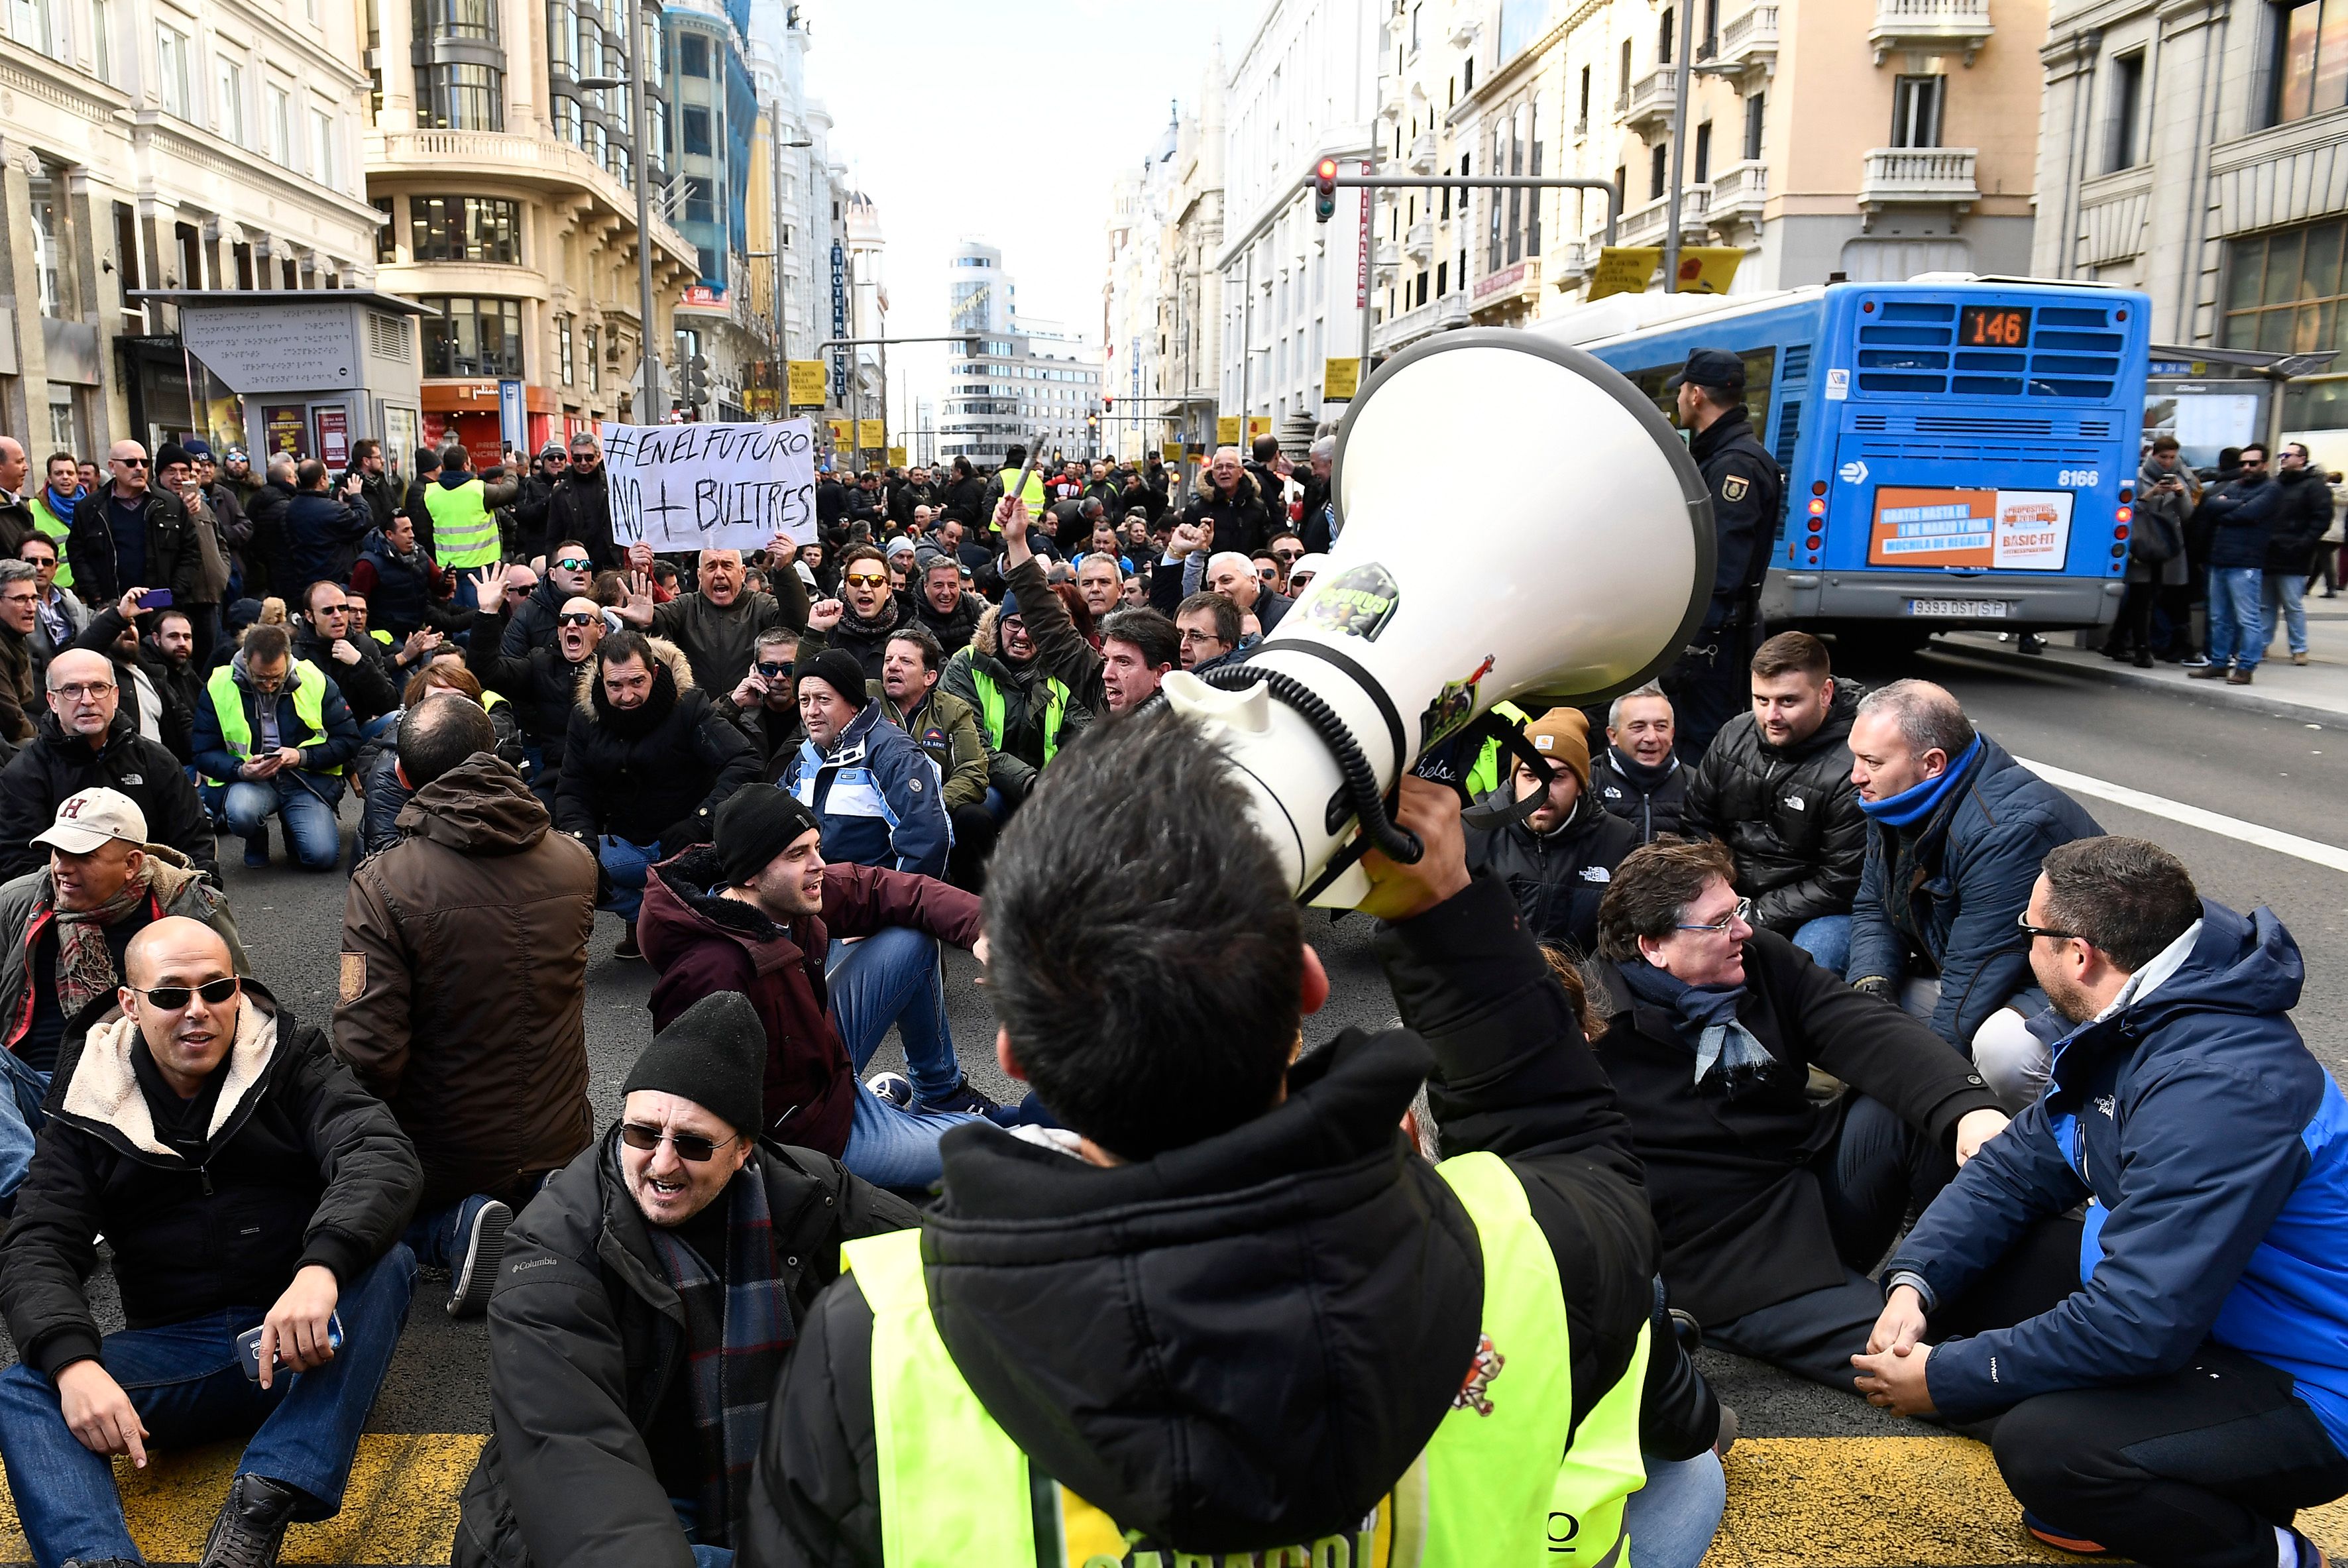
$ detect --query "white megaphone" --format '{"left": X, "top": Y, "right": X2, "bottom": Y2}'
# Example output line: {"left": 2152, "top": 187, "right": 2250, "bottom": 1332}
{"left": 1160, "top": 329, "right": 1714, "bottom": 907}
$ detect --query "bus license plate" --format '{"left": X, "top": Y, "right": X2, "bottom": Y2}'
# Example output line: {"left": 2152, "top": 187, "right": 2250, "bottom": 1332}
{"left": 1907, "top": 598, "right": 2009, "bottom": 618}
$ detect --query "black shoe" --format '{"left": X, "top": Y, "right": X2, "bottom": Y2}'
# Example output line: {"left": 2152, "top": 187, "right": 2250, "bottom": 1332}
{"left": 201, "top": 1473, "right": 306, "bottom": 1568}
{"left": 916, "top": 1074, "right": 1002, "bottom": 1117}
{"left": 2017, "top": 633, "right": 2046, "bottom": 655}
{"left": 447, "top": 1198, "right": 513, "bottom": 1319}
{"left": 2133, "top": 651, "right": 2154, "bottom": 668}
{"left": 614, "top": 921, "right": 642, "bottom": 960}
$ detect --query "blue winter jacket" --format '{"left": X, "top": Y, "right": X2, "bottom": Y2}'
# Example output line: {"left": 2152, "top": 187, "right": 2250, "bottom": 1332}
{"left": 1846, "top": 736, "right": 2103, "bottom": 1047}
{"left": 1887, "top": 901, "right": 2348, "bottom": 1453}
{"left": 781, "top": 700, "right": 949, "bottom": 879}
{"left": 2202, "top": 473, "right": 2284, "bottom": 572}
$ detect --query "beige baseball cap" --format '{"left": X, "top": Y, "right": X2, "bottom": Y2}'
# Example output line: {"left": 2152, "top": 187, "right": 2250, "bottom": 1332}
{"left": 33, "top": 787, "right": 148, "bottom": 855}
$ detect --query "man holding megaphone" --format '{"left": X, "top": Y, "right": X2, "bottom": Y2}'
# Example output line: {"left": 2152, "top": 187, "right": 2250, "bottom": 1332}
{"left": 743, "top": 710, "right": 1732, "bottom": 1568}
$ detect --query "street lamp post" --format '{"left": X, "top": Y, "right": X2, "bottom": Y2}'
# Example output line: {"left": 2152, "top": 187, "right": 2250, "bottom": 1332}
{"left": 578, "top": 38, "right": 662, "bottom": 420}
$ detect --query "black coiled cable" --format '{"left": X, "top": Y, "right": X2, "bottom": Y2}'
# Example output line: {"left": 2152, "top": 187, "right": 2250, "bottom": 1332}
{"left": 1194, "top": 661, "right": 1424, "bottom": 865}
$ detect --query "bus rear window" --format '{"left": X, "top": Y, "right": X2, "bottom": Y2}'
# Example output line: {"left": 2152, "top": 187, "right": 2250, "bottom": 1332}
{"left": 1627, "top": 347, "right": 1779, "bottom": 442}
{"left": 1852, "top": 296, "right": 2127, "bottom": 398}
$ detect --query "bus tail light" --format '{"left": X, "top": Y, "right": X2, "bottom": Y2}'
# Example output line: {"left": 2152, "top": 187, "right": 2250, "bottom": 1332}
{"left": 2113, "top": 523, "right": 2131, "bottom": 540}
{"left": 2118, "top": 484, "right": 2133, "bottom": 502}
{"left": 2115, "top": 506, "right": 2133, "bottom": 524}
{"left": 1808, "top": 498, "right": 1826, "bottom": 516}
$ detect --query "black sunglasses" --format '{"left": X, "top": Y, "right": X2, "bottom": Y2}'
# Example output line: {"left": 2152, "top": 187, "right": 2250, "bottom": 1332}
{"left": 132, "top": 976, "right": 240, "bottom": 1010}
{"left": 757, "top": 660, "right": 793, "bottom": 679}
{"left": 557, "top": 612, "right": 599, "bottom": 627}
{"left": 619, "top": 1121, "right": 740, "bottom": 1162}
{"left": 553, "top": 556, "right": 593, "bottom": 571}
{"left": 113, "top": 457, "right": 148, "bottom": 468}
{"left": 2016, "top": 914, "right": 2081, "bottom": 944}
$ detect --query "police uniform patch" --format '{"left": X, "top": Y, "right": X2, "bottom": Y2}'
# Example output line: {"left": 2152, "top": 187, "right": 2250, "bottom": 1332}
{"left": 1722, "top": 475, "right": 1751, "bottom": 502}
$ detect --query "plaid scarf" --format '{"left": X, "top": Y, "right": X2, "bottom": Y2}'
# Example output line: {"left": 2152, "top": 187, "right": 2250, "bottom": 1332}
{"left": 644, "top": 1166, "right": 794, "bottom": 1549}
{"left": 48, "top": 869, "right": 161, "bottom": 1019}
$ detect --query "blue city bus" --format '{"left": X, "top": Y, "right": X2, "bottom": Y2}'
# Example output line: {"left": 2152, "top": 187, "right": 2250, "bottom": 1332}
{"left": 1528, "top": 276, "right": 2152, "bottom": 647}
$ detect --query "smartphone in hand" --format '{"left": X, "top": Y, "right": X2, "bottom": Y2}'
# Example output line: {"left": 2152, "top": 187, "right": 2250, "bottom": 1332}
{"left": 237, "top": 1312, "right": 343, "bottom": 1380}
{"left": 135, "top": 589, "right": 174, "bottom": 610}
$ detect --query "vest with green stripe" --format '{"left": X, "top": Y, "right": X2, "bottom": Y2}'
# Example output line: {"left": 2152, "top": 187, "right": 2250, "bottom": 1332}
{"left": 996, "top": 465, "right": 1046, "bottom": 515}
{"left": 203, "top": 661, "right": 343, "bottom": 783}
{"left": 844, "top": 1148, "right": 1649, "bottom": 1568}
{"left": 423, "top": 476, "right": 501, "bottom": 568}
{"left": 968, "top": 667, "right": 1069, "bottom": 766}
{"left": 1465, "top": 700, "right": 1534, "bottom": 801}
{"left": 27, "top": 493, "right": 72, "bottom": 588}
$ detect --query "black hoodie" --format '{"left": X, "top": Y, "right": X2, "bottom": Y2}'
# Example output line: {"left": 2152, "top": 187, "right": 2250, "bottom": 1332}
{"left": 742, "top": 874, "right": 1720, "bottom": 1563}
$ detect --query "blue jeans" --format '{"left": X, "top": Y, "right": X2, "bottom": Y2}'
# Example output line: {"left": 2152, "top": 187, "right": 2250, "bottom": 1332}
{"left": 598, "top": 835, "right": 662, "bottom": 921}
{"left": 826, "top": 927, "right": 982, "bottom": 1188}
{"left": 1625, "top": 1449, "right": 1727, "bottom": 1568}
{"left": 1791, "top": 914, "right": 1852, "bottom": 977}
{"left": 223, "top": 775, "right": 345, "bottom": 870}
{"left": 2207, "top": 566, "right": 2266, "bottom": 671}
{"left": 0, "top": 1049, "right": 51, "bottom": 1208}
{"left": 0, "top": 1245, "right": 416, "bottom": 1568}
{"left": 2264, "top": 570, "right": 2310, "bottom": 657}
{"left": 404, "top": 1194, "right": 494, "bottom": 1274}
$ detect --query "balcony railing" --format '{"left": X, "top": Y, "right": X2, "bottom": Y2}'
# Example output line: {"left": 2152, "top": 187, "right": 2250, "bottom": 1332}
{"left": 1619, "top": 186, "right": 1712, "bottom": 248}
{"left": 1404, "top": 219, "right": 1435, "bottom": 262}
{"left": 1707, "top": 159, "right": 1769, "bottom": 225}
{"left": 1408, "top": 131, "right": 1440, "bottom": 174}
{"left": 1859, "top": 146, "right": 1980, "bottom": 216}
{"left": 1626, "top": 65, "right": 1677, "bottom": 134}
{"left": 1718, "top": 4, "right": 1779, "bottom": 74}
{"left": 1869, "top": 0, "right": 1991, "bottom": 63}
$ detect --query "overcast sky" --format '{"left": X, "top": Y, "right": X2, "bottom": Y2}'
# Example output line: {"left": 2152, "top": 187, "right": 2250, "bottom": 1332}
{"left": 803, "top": 0, "right": 1263, "bottom": 427}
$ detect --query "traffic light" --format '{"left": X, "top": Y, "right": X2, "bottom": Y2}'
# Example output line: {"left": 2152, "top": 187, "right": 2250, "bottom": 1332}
{"left": 1314, "top": 158, "right": 1339, "bottom": 223}
{"left": 679, "top": 352, "right": 711, "bottom": 408}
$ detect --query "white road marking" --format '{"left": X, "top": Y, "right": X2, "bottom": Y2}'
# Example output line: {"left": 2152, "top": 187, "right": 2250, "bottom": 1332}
{"left": 2017, "top": 757, "right": 2348, "bottom": 875}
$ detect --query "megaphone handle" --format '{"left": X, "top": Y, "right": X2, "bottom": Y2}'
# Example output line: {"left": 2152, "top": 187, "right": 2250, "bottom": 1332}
{"left": 1196, "top": 663, "right": 1424, "bottom": 867}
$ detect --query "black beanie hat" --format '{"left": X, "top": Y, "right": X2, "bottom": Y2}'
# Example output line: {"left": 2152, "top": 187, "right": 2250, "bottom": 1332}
{"left": 620, "top": 991, "right": 767, "bottom": 1140}
{"left": 154, "top": 441, "right": 193, "bottom": 473}
{"left": 716, "top": 785, "right": 821, "bottom": 887}
{"left": 798, "top": 648, "right": 868, "bottom": 708}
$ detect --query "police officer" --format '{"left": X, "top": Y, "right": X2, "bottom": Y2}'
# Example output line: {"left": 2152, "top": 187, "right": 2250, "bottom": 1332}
{"left": 1661, "top": 348, "right": 1782, "bottom": 762}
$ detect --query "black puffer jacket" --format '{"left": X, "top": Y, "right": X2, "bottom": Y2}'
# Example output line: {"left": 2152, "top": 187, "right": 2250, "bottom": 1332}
{"left": 2267, "top": 465, "right": 2335, "bottom": 577}
{"left": 743, "top": 874, "right": 1716, "bottom": 1563}
{"left": 1681, "top": 681, "right": 1868, "bottom": 935}
{"left": 1179, "top": 471, "right": 1273, "bottom": 557}
{"left": 911, "top": 590, "right": 979, "bottom": 655}
{"left": 553, "top": 641, "right": 757, "bottom": 849}
{"left": 467, "top": 607, "right": 596, "bottom": 762}
{"left": 1589, "top": 746, "right": 1687, "bottom": 844}
{"left": 1463, "top": 793, "right": 1640, "bottom": 960}
{"left": 453, "top": 1129, "right": 919, "bottom": 1568}
{"left": 0, "top": 985, "right": 420, "bottom": 1374}
{"left": 0, "top": 709, "right": 217, "bottom": 881}
{"left": 548, "top": 469, "right": 618, "bottom": 570}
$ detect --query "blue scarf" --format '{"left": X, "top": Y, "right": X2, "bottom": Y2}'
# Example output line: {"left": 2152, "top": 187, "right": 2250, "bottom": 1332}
{"left": 1858, "top": 735, "right": 1984, "bottom": 829}
{"left": 42, "top": 485, "right": 76, "bottom": 521}
{"left": 1617, "top": 959, "right": 1777, "bottom": 1089}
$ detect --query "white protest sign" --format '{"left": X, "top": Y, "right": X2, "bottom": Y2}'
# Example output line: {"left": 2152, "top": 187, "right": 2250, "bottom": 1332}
{"left": 598, "top": 418, "right": 818, "bottom": 552}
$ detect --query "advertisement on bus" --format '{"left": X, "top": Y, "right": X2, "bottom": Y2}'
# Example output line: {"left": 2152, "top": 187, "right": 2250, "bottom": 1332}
{"left": 1868, "top": 488, "right": 2076, "bottom": 571}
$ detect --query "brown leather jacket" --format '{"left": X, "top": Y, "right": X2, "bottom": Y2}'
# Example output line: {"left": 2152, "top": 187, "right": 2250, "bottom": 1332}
{"left": 335, "top": 752, "right": 598, "bottom": 1211}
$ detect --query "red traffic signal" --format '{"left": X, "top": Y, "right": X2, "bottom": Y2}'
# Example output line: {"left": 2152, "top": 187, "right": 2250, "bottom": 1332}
{"left": 1314, "top": 158, "right": 1339, "bottom": 223}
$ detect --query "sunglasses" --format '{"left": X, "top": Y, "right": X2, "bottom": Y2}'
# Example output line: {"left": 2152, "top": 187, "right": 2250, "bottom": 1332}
{"left": 557, "top": 612, "right": 599, "bottom": 627}
{"left": 2016, "top": 913, "right": 2081, "bottom": 944}
{"left": 843, "top": 573, "right": 889, "bottom": 588}
{"left": 113, "top": 457, "right": 148, "bottom": 468}
{"left": 554, "top": 557, "right": 593, "bottom": 571}
{"left": 1274, "top": 550, "right": 1302, "bottom": 562}
{"left": 1257, "top": 567, "right": 1278, "bottom": 579}
{"left": 756, "top": 660, "right": 793, "bottom": 678}
{"left": 619, "top": 1121, "right": 740, "bottom": 1162}
{"left": 132, "top": 976, "right": 240, "bottom": 1010}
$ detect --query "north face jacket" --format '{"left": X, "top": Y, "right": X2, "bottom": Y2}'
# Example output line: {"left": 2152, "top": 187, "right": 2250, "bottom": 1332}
{"left": 1681, "top": 681, "right": 1869, "bottom": 935}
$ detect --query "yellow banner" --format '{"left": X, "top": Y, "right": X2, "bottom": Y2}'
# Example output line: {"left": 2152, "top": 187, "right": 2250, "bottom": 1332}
{"left": 856, "top": 420, "right": 886, "bottom": 447}
{"left": 787, "top": 360, "right": 828, "bottom": 407}
{"left": 1162, "top": 441, "right": 1184, "bottom": 465}
{"left": 1587, "top": 247, "right": 1662, "bottom": 302}
{"left": 1216, "top": 415, "right": 1239, "bottom": 445}
{"left": 744, "top": 387, "right": 779, "bottom": 415}
{"left": 1669, "top": 246, "right": 1746, "bottom": 296}
{"left": 885, "top": 445, "right": 908, "bottom": 468}
{"left": 1324, "top": 357, "right": 1360, "bottom": 401}
{"left": 826, "top": 419, "right": 852, "bottom": 445}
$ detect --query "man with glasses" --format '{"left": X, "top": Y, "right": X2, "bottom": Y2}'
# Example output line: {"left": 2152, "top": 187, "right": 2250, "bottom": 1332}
{"left": 294, "top": 581, "right": 400, "bottom": 741}
{"left": 1589, "top": 836, "right": 2008, "bottom": 1392}
{"left": 193, "top": 621, "right": 362, "bottom": 871}
{"left": 0, "top": 785, "right": 241, "bottom": 1205}
{"left": 469, "top": 563, "right": 609, "bottom": 811}
{"left": 2192, "top": 442, "right": 2284, "bottom": 686}
{"left": 1845, "top": 679, "right": 2103, "bottom": 1107}
{"left": 458, "top": 989, "right": 915, "bottom": 1564}
{"left": 67, "top": 440, "right": 201, "bottom": 615}
{"left": 17, "top": 535, "right": 84, "bottom": 663}
{"left": 0, "top": 650, "right": 215, "bottom": 881}
{"left": 548, "top": 433, "right": 619, "bottom": 570}
{"left": 0, "top": 914, "right": 418, "bottom": 1568}
{"left": 0, "top": 558, "right": 44, "bottom": 748}
{"left": 716, "top": 626, "right": 804, "bottom": 770}
{"left": 1172, "top": 589, "right": 1239, "bottom": 672}
{"left": 504, "top": 540, "right": 592, "bottom": 655}
{"left": 2263, "top": 440, "right": 2335, "bottom": 667}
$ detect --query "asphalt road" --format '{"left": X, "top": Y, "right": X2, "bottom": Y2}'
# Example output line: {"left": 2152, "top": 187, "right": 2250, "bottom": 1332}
{"left": 15, "top": 636, "right": 2348, "bottom": 1473}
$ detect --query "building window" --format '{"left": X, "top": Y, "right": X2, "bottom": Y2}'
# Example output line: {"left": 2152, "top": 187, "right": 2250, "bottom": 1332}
{"left": 176, "top": 221, "right": 205, "bottom": 289}
{"left": 1618, "top": 38, "right": 1633, "bottom": 105}
{"left": 214, "top": 56, "right": 245, "bottom": 142}
{"left": 1744, "top": 92, "right": 1765, "bottom": 160}
{"left": 1659, "top": 6, "right": 1675, "bottom": 63}
{"left": 2107, "top": 51, "right": 2146, "bottom": 169}
{"left": 1694, "top": 120, "right": 1712, "bottom": 185}
{"left": 682, "top": 103, "right": 712, "bottom": 156}
{"left": 27, "top": 160, "right": 78, "bottom": 320}
{"left": 557, "top": 313, "right": 574, "bottom": 382}
{"left": 416, "top": 62, "right": 504, "bottom": 129}
{"left": 585, "top": 323, "right": 599, "bottom": 394}
{"left": 684, "top": 176, "right": 714, "bottom": 223}
{"left": 679, "top": 30, "right": 707, "bottom": 74}
{"left": 310, "top": 107, "right": 338, "bottom": 184}
{"left": 421, "top": 296, "right": 524, "bottom": 376}
{"left": 156, "top": 23, "right": 190, "bottom": 117}
{"left": 2223, "top": 219, "right": 2345, "bottom": 355}
{"left": 266, "top": 83, "right": 292, "bottom": 161}
{"left": 372, "top": 196, "right": 396, "bottom": 262}
{"left": 410, "top": 196, "right": 522, "bottom": 262}
{"left": 1891, "top": 74, "right": 1944, "bottom": 147}
{"left": 90, "top": 0, "right": 110, "bottom": 80}
{"left": 1650, "top": 142, "right": 1668, "bottom": 199}
{"left": 2275, "top": 0, "right": 2348, "bottom": 124}
{"left": 9, "top": 0, "right": 56, "bottom": 58}
{"left": 1579, "top": 64, "right": 1591, "bottom": 131}
{"left": 414, "top": 0, "right": 496, "bottom": 40}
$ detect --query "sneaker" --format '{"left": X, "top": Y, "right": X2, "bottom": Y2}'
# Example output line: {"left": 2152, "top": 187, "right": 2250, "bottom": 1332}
{"left": 242, "top": 838, "right": 269, "bottom": 869}
{"left": 2180, "top": 653, "right": 2211, "bottom": 667}
{"left": 2021, "top": 1511, "right": 2107, "bottom": 1555}
{"left": 917, "top": 1074, "right": 1003, "bottom": 1117}
{"left": 2296, "top": 651, "right": 2311, "bottom": 665}
{"left": 201, "top": 1472, "right": 306, "bottom": 1568}
{"left": 1712, "top": 1402, "right": 1739, "bottom": 1458}
{"left": 2188, "top": 663, "right": 2231, "bottom": 680}
{"left": 2133, "top": 652, "right": 2154, "bottom": 669}
{"left": 2229, "top": 667, "right": 2256, "bottom": 685}
{"left": 447, "top": 1198, "right": 513, "bottom": 1319}
{"left": 865, "top": 1071, "right": 914, "bottom": 1108}
{"left": 612, "top": 921, "right": 642, "bottom": 960}
{"left": 2018, "top": 633, "right": 2046, "bottom": 655}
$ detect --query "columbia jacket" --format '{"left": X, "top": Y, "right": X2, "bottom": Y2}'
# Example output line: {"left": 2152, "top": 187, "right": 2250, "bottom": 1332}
{"left": 638, "top": 846, "right": 982, "bottom": 1156}
{"left": 553, "top": 640, "right": 757, "bottom": 850}
{"left": 0, "top": 710, "right": 217, "bottom": 882}
{"left": 0, "top": 985, "right": 419, "bottom": 1375}
{"left": 66, "top": 482, "right": 202, "bottom": 608}
{"left": 452, "top": 1130, "right": 919, "bottom": 1568}
{"left": 1889, "top": 901, "right": 2348, "bottom": 1452}
{"left": 1847, "top": 736, "right": 2103, "bottom": 1048}
{"left": 337, "top": 756, "right": 598, "bottom": 1212}
{"left": 1682, "top": 682, "right": 1869, "bottom": 934}
{"left": 780, "top": 700, "right": 950, "bottom": 879}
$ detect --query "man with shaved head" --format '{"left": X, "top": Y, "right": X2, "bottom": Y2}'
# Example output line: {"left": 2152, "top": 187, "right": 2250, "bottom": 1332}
{"left": 0, "top": 913, "right": 418, "bottom": 1568}
{"left": 1204, "top": 548, "right": 1290, "bottom": 635}
{"left": 619, "top": 531, "right": 812, "bottom": 695}
{"left": 0, "top": 436, "right": 34, "bottom": 559}
{"left": 0, "top": 647, "right": 215, "bottom": 880}
{"left": 467, "top": 562, "right": 608, "bottom": 809}
{"left": 66, "top": 439, "right": 201, "bottom": 610}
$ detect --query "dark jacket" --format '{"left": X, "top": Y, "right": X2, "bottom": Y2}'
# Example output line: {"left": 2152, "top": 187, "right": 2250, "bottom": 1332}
{"left": 1590, "top": 746, "right": 1687, "bottom": 843}
{"left": 1464, "top": 793, "right": 1640, "bottom": 959}
{"left": 911, "top": 589, "right": 979, "bottom": 656}
{"left": 243, "top": 478, "right": 298, "bottom": 598}
{"left": 66, "top": 482, "right": 202, "bottom": 608}
{"left": 469, "top": 606, "right": 594, "bottom": 760}
{"left": 645, "top": 580, "right": 812, "bottom": 699}
{"left": 68, "top": 604, "right": 196, "bottom": 763}
{"left": 1847, "top": 736, "right": 2103, "bottom": 1048}
{"left": 284, "top": 488, "right": 376, "bottom": 596}
{"left": 1594, "top": 930, "right": 2003, "bottom": 1324}
{"left": 879, "top": 684, "right": 989, "bottom": 812}
{"left": 513, "top": 470, "right": 560, "bottom": 559}
{"left": 2267, "top": 466, "right": 2335, "bottom": 577}
{"left": 553, "top": 642, "right": 757, "bottom": 850}
{"left": 547, "top": 468, "right": 618, "bottom": 570}
{"left": 1690, "top": 406, "right": 1782, "bottom": 632}
{"left": 350, "top": 529, "right": 449, "bottom": 638}
{"left": 2202, "top": 472, "right": 2284, "bottom": 572}
{"left": 292, "top": 621, "right": 399, "bottom": 726}
{"left": 349, "top": 469, "right": 400, "bottom": 532}
{"left": 452, "top": 1130, "right": 919, "bottom": 1568}
{"left": 502, "top": 577, "right": 568, "bottom": 658}
{"left": 0, "top": 986, "right": 420, "bottom": 1374}
{"left": 191, "top": 648, "right": 363, "bottom": 789}
{"left": 0, "top": 710, "right": 217, "bottom": 882}
{"left": 638, "top": 848, "right": 981, "bottom": 1156}
{"left": 1681, "top": 683, "right": 1868, "bottom": 934}
{"left": 1179, "top": 470, "right": 1273, "bottom": 557}
{"left": 0, "top": 494, "right": 34, "bottom": 561}
{"left": 1001, "top": 554, "right": 1106, "bottom": 716}
{"left": 1889, "top": 901, "right": 2348, "bottom": 1447}
{"left": 337, "top": 756, "right": 598, "bottom": 1213}
{"left": 778, "top": 701, "right": 950, "bottom": 878}
{"left": 742, "top": 874, "right": 1701, "bottom": 1563}
{"left": 940, "top": 605, "right": 1091, "bottom": 799}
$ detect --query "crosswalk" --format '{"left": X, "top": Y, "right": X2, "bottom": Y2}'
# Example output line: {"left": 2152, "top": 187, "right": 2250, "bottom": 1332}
{"left": 1, "top": 1433, "right": 2340, "bottom": 1565}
